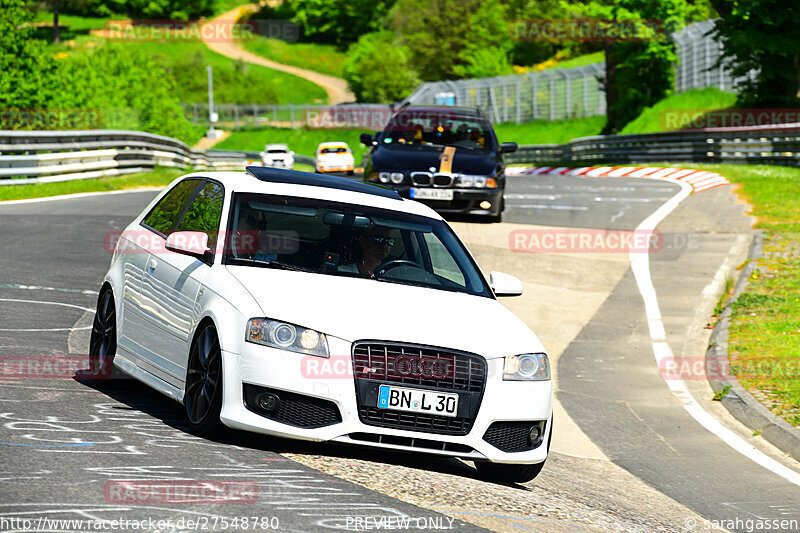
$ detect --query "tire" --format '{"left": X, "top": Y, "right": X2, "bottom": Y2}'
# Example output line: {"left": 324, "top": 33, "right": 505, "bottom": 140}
{"left": 490, "top": 197, "right": 505, "bottom": 223}
{"left": 184, "top": 322, "right": 224, "bottom": 435}
{"left": 475, "top": 459, "right": 545, "bottom": 484}
{"left": 89, "top": 287, "right": 116, "bottom": 378}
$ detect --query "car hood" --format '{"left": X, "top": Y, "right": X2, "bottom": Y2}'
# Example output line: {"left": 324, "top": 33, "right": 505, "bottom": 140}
{"left": 226, "top": 266, "right": 544, "bottom": 359}
{"left": 371, "top": 145, "right": 499, "bottom": 176}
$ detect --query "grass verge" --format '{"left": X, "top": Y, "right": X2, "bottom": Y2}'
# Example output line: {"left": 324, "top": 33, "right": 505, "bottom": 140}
{"left": 216, "top": 127, "right": 368, "bottom": 162}
{"left": 620, "top": 88, "right": 737, "bottom": 135}
{"left": 494, "top": 116, "right": 605, "bottom": 144}
{"left": 238, "top": 30, "right": 347, "bottom": 78}
{"left": 0, "top": 167, "right": 185, "bottom": 202}
{"left": 668, "top": 163, "right": 800, "bottom": 427}
{"left": 33, "top": 14, "right": 328, "bottom": 106}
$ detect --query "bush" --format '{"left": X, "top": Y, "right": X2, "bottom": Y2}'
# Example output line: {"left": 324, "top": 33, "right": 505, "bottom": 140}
{"left": 343, "top": 31, "right": 420, "bottom": 103}
{"left": 50, "top": 44, "right": 201, "bottom": 141}
{"left": 60, "top": 0, "right": 215, "bottom": 19}
{"left": 0, "top": 0, "right": 58, "bottom": 108}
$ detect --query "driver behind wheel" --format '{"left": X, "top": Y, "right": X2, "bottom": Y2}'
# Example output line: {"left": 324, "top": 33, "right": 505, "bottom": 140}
{"left": 338, "top": 225, "right": 395, "bottom": 277}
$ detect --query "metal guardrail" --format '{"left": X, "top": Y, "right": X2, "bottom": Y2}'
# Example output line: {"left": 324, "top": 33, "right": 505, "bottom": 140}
{"left": 0, "top": 130, "right": 250, "bottom": 185}
{"left": 506, "top": 123, "right": 800, "bottom": 167}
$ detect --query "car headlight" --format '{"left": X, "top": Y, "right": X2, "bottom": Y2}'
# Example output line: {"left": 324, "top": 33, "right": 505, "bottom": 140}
{"left": 390, "top": 172, "right": 404, "bottom": 184}
{"left": 378, "top": 172, "right": 391, "bottom": 183}
{"left": 457, "top": 174, "right": 497, "bottom": 188}
{"left": 503, "top": 353, "right": 550, "bottom": 381}
{"left": 246, "top": 318, "right": 329, "bottom": 357}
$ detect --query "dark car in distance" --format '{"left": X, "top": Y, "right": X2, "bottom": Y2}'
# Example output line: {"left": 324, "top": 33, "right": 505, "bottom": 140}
{"left": 360, "top": 106, "right": 517, "bottom": 222}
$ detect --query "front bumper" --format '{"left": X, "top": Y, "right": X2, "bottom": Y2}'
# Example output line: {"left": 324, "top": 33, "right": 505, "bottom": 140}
{"left": 219, "top": 342, "right": 553, "bottom": 464}
{"left": 399, "top": 187, "right": 504, "bottom": 216}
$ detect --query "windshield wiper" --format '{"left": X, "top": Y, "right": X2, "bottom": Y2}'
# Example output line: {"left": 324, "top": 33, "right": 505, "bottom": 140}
{"left": 229, "top": 258, "right": 316, "bottom": 273}
{"left": 374, "top": 276, "right": 462, "bottom": 294}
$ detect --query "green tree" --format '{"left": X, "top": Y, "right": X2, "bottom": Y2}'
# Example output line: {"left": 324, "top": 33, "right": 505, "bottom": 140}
{"left": 391, "top": 0, "right": 513, "bottom": 81}
{"left": 709, "top": 0, "right": 800, "bottom": 107}
{"left": 0, "top": 0, "right": 57, "bottom": 108}
{"left": 501, "top": 0, "right": 597, "bottom": 67}
{"left": 576, "top": 0, "right": 690, "bottom": 134}
{"left": 282, "top": 0, "right": 397, "bottom": 47}
{"left": 342, "top": 31, "right": 420, "bottom": 102}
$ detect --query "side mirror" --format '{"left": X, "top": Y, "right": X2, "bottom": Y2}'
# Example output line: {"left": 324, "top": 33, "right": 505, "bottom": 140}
{"left": 165, "top": 231, "right": 210, "bottom": 258}
{"left": 500, "top": 142, "right": 518, "bottom": 153}
{"left": 360, "top": 133, "right": 375, "bottom": 146}
{"left": 489, "top": 271, "right": 523, "bottom": 297}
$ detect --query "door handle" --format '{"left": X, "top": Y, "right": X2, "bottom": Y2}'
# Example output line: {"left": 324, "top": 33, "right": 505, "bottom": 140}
{"left": 147, "top": 258, "right": 158, "bottom": 273}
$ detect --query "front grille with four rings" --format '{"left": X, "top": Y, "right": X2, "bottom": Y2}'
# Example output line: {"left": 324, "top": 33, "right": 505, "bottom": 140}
{"left": 351, "top": 341, "right": 487, "bottom": 435}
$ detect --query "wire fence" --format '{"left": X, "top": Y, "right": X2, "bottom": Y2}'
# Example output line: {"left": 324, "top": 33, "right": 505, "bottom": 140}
{"left": 671, "top": 19, "right": 753, "bottom": 93}
{"left": 402, "top": 20, "right": 752, "bottom": 124}
{"left": 185, "top": 20, "right": 754, "bottom": 129}
{"left": 183, "top": 103, "right": 394, "bottom": 131}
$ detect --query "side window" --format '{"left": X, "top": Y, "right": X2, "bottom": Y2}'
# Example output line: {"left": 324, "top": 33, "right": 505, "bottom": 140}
{"left": 423, "top": 232, "right": 466, "bottom": 286}
{"left": 174, "top": 181, "right": 224, "bottom": 248}
{"left": 142, "top": 179, "right": 201, "bottom": 236}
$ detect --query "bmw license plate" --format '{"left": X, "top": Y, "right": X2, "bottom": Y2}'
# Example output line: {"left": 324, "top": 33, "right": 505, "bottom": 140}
{"left": 377, "top": 385, "right": 458, "bottom": 417}
{"left": 410, "top": 188, "right": 454, "bottom": 201}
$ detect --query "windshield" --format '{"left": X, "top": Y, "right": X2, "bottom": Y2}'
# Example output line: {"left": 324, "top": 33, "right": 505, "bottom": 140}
{"left": 266, "top": 149, "right": 287, "bottom": 154}
{"left": 320, "top": 147, "right": 349, "bottom": 154}
{"left": 224, "top": 193, "right": 492, "bottom": 298}
{"left": 379, "top": 110, "right": 497, "bottom": 151}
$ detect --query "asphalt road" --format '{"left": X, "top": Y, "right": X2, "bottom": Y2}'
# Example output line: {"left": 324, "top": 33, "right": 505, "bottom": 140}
{"left": 0, "top": 176, "right": 798, "bottom": 533}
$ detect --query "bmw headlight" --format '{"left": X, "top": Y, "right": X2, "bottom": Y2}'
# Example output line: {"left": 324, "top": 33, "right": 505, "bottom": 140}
{"left": 457, "top": 174, "right": 497, "bottom": 188}
{"left": 390, "top": 172, "right": 404, "bottom": 184}
{"left": 246, "top": 318, "right": 329, "bottom": 357}
{"left": 378, "top": 172, "right": 391, "bottom": 183}
{"left": 503, "top": 353, "right": 550, "bottom": 381}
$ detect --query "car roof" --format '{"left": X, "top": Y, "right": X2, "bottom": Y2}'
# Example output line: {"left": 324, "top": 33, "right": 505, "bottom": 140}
{"left": 175, "top": 169, "right": 443, "bottom": 220}
{"left": 265, "top": 143, "right": 288, "bottom": 149}
{"left": 394, "top": 105, "right": 485, "bottom": 118}
{"left": 318, "top": 142, "right": 349, "bottom": 148}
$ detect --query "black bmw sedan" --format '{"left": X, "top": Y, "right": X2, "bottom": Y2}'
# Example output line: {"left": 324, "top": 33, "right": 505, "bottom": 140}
{"left": 361, "top": 106, "right": 517, "bottom": 222}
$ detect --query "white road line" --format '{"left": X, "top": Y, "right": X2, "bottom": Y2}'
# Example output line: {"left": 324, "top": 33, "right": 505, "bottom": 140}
{"left": 505, "top": 194, "right": 559, "bottom": 200}
{"left": 0, "top": 298, "right": 94, "bottom": 332}
{"left": 0, "top": 283, "right": 97, "bottom": 295}
{"left": 593, "top": 197, "right": 655, "bottom": 203}
{"left": 630, "top": 180, "right": 800, "bottom": 487}
{"left": 508, "top": 204, "right": 589, "bottom": 211}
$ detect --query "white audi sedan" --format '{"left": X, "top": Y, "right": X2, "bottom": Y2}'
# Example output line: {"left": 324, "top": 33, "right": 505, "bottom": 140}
{"left": 91, "top": 167, "right": 552, "bottom": 482}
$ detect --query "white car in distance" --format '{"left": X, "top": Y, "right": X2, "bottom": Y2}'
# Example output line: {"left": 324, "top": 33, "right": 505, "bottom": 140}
{"left": 259, "top": 143, "right": 294, "bottom": 169}
{"left": 315, "top": 142, "right": 355, "bottom": 175}
{"left": 90, "top": 166, "right": 553, "bottom": 483}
